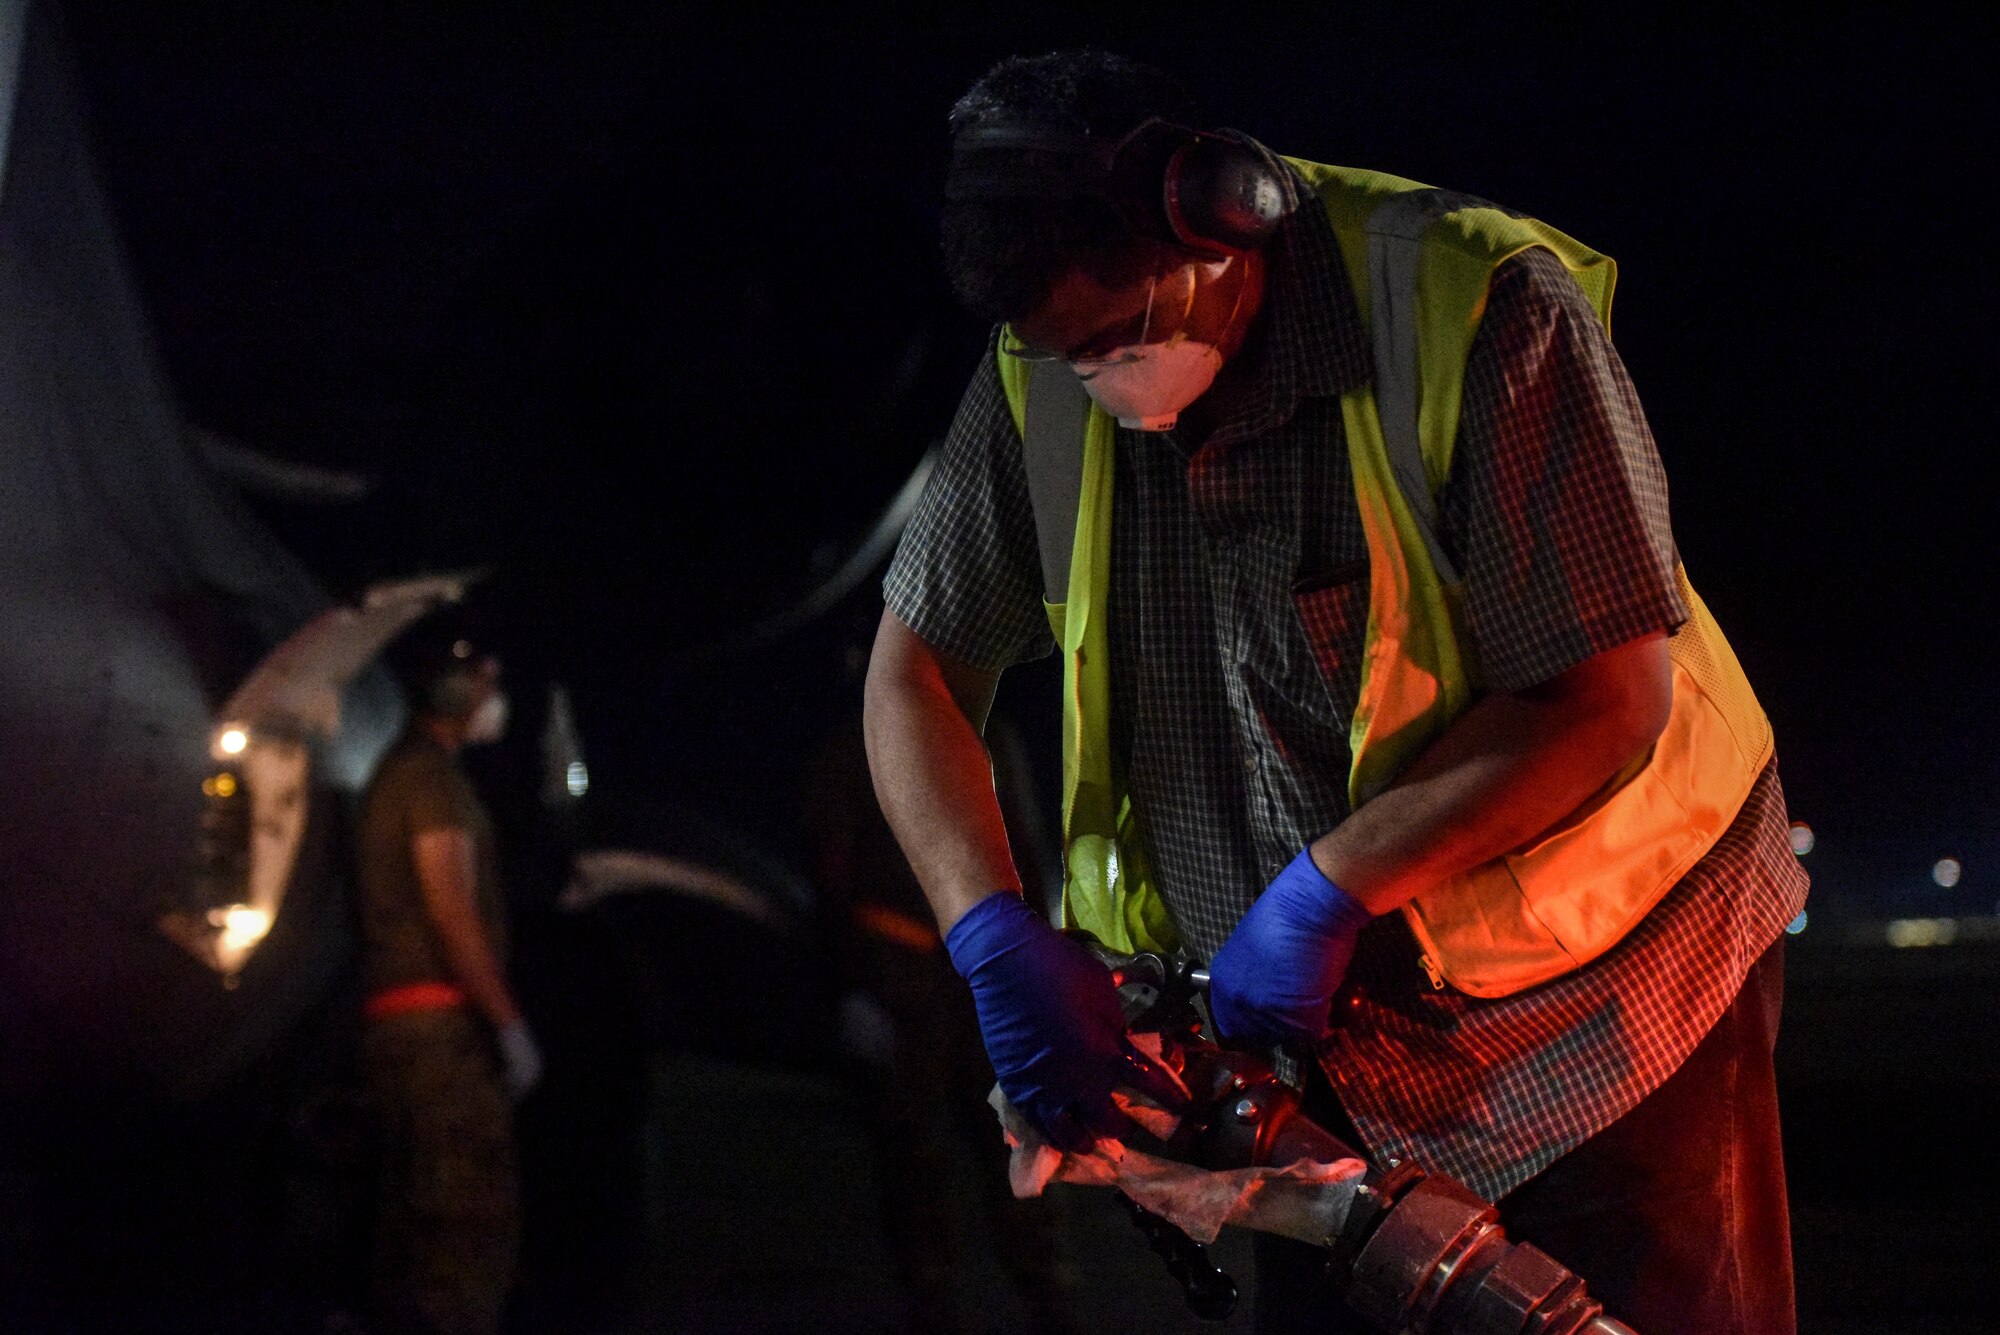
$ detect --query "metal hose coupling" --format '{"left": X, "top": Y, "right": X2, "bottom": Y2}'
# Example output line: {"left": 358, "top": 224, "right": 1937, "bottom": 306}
{"left": 1331, "top": 1163, "right": 1635, "bottom": 1335}
{"left": 1084, "top": 938, "right": 1646, "bottom": 1335}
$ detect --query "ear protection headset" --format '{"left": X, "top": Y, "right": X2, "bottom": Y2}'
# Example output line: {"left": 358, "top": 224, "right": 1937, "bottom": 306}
{"left": 947, "top": 116, "right": 1288, "bottom": 256}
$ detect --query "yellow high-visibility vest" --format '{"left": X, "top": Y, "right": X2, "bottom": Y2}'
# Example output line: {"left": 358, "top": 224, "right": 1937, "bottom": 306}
{"left": 1000, "top": 160, "right": 1772, "bottom": 997}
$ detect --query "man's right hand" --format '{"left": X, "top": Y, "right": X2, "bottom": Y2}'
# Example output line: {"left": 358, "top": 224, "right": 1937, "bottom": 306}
{"left": 944, "top": 891, "right": 1183, "bottom": 1153}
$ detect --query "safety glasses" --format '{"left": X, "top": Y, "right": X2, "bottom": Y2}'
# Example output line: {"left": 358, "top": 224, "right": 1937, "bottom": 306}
{"left": 1003, "top": 261, "right": 1210, "bottom": 365}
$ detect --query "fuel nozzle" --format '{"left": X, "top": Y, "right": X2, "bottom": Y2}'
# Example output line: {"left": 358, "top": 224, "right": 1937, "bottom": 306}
{"left": 1072, "top": 938, "right": 1646, "bottom": 1334}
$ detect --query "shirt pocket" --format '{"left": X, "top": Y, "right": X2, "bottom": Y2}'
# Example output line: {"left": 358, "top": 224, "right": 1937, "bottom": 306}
{"left": 1290, "top": 561, "right": 1370, "bottom": 723}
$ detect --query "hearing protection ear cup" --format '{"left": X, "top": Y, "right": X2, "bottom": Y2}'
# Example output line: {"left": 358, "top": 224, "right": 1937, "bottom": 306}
{"left": 1161, "top": 135, "right": 1286, "bottom": 254}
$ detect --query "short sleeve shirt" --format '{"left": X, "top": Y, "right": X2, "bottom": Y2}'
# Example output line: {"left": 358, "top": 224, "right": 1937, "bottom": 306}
{"left": 357, "top": 731, "right": 508, "bottom": 995}
{"left": 883, "top": 167, "right": 1807, "bottom": 1199}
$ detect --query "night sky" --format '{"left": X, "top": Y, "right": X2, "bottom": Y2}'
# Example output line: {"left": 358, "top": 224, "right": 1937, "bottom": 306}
{"left": 58, "top": 3, "right": 1992, "bottom": 918}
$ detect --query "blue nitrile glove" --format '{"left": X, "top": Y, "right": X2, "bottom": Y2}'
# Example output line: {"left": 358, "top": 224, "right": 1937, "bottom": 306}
{"left": 1208, "top": 848, "right": 1373, "bottom": 1051}
{"left": 945, "top": 891, "right": 1185, "bottom": 1154}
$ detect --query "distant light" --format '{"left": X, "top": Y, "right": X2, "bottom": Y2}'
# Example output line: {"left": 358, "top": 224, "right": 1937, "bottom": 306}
{"left": 217, "top": 727, "right": 248, "bottom": 755}
{"left": 201, "top": 771, "right": 238, "bottom": 799}
{"left": 452, "top": 639, "right": 474, "bottom": 659}
{"left": 1886, "top": 917, "right": 1957, "bottom": 948}
{"left": 1787, "top": 822, "right": 1815, "bottom": 856}
{"left": 1785, "top": 910, "right": 1808, "bottom": 935}
{"left": 210, "top": 904, "right": 272, "bottom": 951}
{"left": 1933, "top": 858, "right": 1963, "bottom": 889}
{"left": 565, "top": 760, "right": 589, "bottom": 798}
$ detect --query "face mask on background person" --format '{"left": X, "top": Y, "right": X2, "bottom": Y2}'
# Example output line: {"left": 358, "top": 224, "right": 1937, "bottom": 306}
{"left": 465, "top": 689, "right": 509, "bottom": 745}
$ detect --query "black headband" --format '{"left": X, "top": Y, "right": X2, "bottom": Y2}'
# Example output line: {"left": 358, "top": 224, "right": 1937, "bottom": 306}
{"left": 945, "top": 117, "right": 1189, "bottom": 203}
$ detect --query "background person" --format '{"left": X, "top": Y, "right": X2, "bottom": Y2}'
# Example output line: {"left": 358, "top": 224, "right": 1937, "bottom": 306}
{"left": 806, "top": 672, "right": 1081, "bottom": 1335}
{"left": 358, "top": 632, "right": 542, "bottom": 1335}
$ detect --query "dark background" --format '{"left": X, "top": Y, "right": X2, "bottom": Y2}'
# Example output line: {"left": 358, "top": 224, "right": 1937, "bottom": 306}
{"left": 60, "top": 1, "right": 1993, "bottom": 918}
{"left": 13, "top": 5, "right": 1994, "bottom": 1333}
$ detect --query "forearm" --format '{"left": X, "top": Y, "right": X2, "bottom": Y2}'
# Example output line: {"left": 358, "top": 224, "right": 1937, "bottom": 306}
{"left": 430, "top": 910, "right": 522, "bottom": 1030}
{"left": 412, "top": 828, "right": 521, "bottom": 1029}
{"left": 1312, "top": 633, "right": 1672, "bottom": 915}
{"left": 862, "top": 607, "right": 1021, "bottom": 936}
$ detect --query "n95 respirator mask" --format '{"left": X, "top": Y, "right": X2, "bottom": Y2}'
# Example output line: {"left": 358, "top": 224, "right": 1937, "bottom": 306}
{"left": 1069, "top": 253, "right": 1258, "bottom": 431}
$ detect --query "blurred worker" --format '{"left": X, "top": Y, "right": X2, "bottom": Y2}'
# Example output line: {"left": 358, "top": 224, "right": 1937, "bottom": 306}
{"left": 806, "top": 669, "right": 1081, "bottom": 1335}
{"left": 865, "top": 50, "right": 1807, "bottom": 1333}
{"left": 358, "top": 633, "right": 541, "bottom": 1335}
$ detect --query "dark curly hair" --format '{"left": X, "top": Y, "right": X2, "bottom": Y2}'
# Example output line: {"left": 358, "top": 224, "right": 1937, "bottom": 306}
{"left": 942, "top": 50, "right": 1201, "bottom": 323}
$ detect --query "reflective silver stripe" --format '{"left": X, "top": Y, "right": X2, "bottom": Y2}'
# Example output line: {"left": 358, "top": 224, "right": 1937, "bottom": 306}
{"left": 1022, "top": 362, "right": 1093, "bottom": 602}
{"left": 1364, "top": 189, "right": 1489, "bottom": 588}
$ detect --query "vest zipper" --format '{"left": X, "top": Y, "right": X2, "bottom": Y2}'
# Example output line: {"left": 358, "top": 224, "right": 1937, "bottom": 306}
{"left": 1417, "top": 953, "right": 1447, "bottom": 991}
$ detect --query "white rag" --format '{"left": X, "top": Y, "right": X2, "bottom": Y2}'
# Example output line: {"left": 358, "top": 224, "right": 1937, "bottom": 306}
{"left": 988, "top": 1034, "right": 1367, "bottom": 1246}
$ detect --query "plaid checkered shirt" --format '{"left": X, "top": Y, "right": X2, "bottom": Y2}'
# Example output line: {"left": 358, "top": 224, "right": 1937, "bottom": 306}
{"left": 883, "top": 169, "right": 1809, "bottom": 1200}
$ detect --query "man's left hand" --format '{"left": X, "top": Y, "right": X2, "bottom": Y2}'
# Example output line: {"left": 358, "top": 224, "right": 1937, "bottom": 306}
{"left": 497, "top": 1019, "right": 544, "bottom": 1101}
{"left": 1208, "top": 848, "right": 1372, "bottom": 1051}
